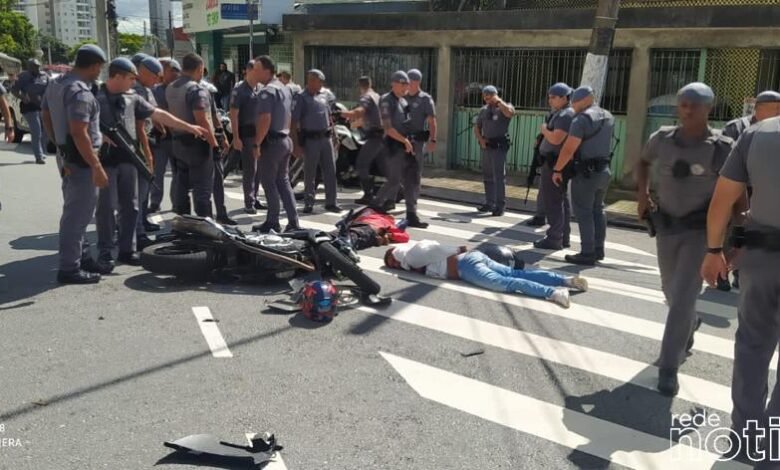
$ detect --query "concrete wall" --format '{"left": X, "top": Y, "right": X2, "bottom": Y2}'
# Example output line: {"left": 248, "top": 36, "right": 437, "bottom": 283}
{"left": 293, "top": 27, "right": 780, "bottom": 186}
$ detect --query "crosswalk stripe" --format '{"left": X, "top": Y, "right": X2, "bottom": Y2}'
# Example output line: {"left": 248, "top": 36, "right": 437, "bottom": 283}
{"left": 316, "top": 212, "right": 661, "bottom": 276}
{"left": 349, "top": 254, "right": 776, "bottom": 371}
{"left": 365, "top": 301, "right": 732, "bottom": 412}
{"left": 414, "top": 208, "right": 655, "bottom": 258}
{"left": 381, "top": 353, "right": 749, "bottom": 470}
{"left": 191, "top": 307, "right": 233, "bottom": 358}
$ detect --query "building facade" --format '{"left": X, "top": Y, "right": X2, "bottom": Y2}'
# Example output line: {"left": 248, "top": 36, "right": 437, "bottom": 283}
{"left": 149, "top": 0, "right": 173, "bottom": 48}
{"left": 17, "top": 0, "right": 96, "bottom": 47}
{"left": 284, "top": 0, "right": 780, "bottom": 188}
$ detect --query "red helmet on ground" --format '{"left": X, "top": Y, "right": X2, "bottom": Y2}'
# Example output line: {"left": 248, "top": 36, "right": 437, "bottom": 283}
{"left": 300, "top": 280, "right": 338, "bottom": 322}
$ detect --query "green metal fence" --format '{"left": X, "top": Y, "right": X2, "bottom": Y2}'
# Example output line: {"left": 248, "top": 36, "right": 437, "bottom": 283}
{"left": 452, "top": 108, "right": 628, "bottom": 181}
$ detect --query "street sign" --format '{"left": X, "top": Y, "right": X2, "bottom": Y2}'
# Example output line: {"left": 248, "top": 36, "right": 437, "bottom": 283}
{"left": 220, "top": 3, "right": 259, "bottom": 21}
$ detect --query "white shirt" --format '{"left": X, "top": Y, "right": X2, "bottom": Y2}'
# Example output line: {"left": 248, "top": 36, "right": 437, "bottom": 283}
{"left": 392, "top": 240, "right": 461, "bottom": 279}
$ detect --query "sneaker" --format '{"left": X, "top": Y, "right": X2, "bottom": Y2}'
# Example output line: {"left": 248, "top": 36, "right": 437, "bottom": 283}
{"left": 657, "top": 368, "right": 679, "bottom": 396}
{"left": 716, "top": 274, "right": 731, "bottom": 292}
{"left": 533, "top": 237, "right": 563, "bottom": 250}
{"left": 57, "top": 269, "right": 101, "bottom": 284}
{"left": 566, "top": 276, "right": 589, "bottom": 292}
{"left": 324, "top": 204, "right": 343, "bottom": 213}
{"left": 406, "top": 214, "right": 429, "bottom": 229}
{"left": 564, "top": 252, "right": 596, "bottom": 266}
{"left": 526, "top": 215, "right": 546, "bottom": 227}
{"left": 548, "top": 288, "right": 570, "bottom": 308}
{"left": 476, "top": 204, "right": 493, "bottom": 213}
{"left": 35, "top": 157, "right": 45, "bottom": 165}
{"left": 244, "top": 206, "right": 258, "bottom": 215}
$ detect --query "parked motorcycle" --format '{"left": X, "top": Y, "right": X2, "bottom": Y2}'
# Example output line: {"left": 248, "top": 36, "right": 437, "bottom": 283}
{"left": 140, "top": 211, "right": 382, "bottom": 296}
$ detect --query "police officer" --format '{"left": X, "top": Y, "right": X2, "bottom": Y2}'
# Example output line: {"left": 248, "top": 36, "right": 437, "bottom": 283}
{"left": 722, "top": 91, "right": 780, "bottom": 140}
{"left": 474, "top": 85, "right": 515, "bottom": 217}
{"left": 95, "top": 58, "right": 207, "bottom": 268}
{"left": 0, "top": 82, "right": 14, "bottom": 144}
{"left": 148, "top": 57, "right": 181, "bottom": 213}
{"left": 534, "top": 82, "right": 574, "bottom": 250}
{"left": 291, "top": 69, "right": 341, "bottom": 214}
{"left": 251, "top": 55, "right": 301, "bottom": 233}
{"left": 129, "top": 55, "right": 164, "bottom": 248}
{"left": 40, "top": 45, "right": 108, "bottom": 284}
{"left": 229, "top": 59, "right": 264, "bottom": 214}
{"left": 552, "top": 86, "right": 614, "bottom": 265}
{"left": 12, "top": 58, "right": 49, "bottom": 164}
{"left": 635, "top": 82, "right": 735, "bottom": 396}
{"left": 277, "top": 71, "right": 302, "bottom": 95}
{"left": 166, "top": 53, "right": 219, "bottom": 218}
{"left": 402, "top": 68, "right": 436, "bottom": 227}
{"left": 208, "top": 82, "right": 235, "bottom": 226}
{"left": 702, "top": 115, "right": 780, "bottom": 462}
{"left": 340, "top": 76, "right": 384, "bottom": 204}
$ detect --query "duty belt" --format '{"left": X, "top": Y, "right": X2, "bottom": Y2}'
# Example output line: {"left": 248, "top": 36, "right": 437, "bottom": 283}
{"left": 407, "top": 130, "right": 430, "bottom": 142}
{"left": 301, "top": 128, "right": 332, "bottom": 139}
{"left": 239, "top": 124, "right": 257, "bottom": 138}
{"left": 730, "top": 226, "right": 780, "bottom": 252}
{"left": 575, "top": 157, "right": 611, "bottom": 178}
{"left": 648, "top": 207, "right": 708, "bottom": 234}
{"left": 364, "top": 128, "right": 384, "bottom": 138}
{"left": 261, "top": 131, "right": 289, "bottom": 145}
{"left": 484, "top": 135, "right": 510, "bottom": 149}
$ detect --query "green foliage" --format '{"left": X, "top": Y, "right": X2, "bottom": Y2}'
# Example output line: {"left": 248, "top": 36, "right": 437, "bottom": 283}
{"left": 38, "top": 34, "right": 70, "bottom": 64}
{"left": 119, "top": 33, "right": 144, "bottom": 56}
{"left": 0, "top": 10, "right": 37, "bottom": 62}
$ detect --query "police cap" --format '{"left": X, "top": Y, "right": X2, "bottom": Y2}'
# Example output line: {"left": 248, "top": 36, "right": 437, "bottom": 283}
{"left": 677, "top": 82, "right": 715, "bottom": 105}
{"left": 76, "top": 44, "right": 107, "bottom": 63}
{"left": 755, "top": 90, "right": 780, "bottom": 104}
{"left": 131, "top": 53, "right": 150, "bottom": 66}
{"left": 164, "top": 58, "right": 182, "bottom": 72}
{"left": 307, "top": 69, "right": 325, "bottom": 81}
{"left": 28, "top": 58, "right": 42, "bottom": 67}
{"left": 407, "top": 69, "right": 423, "bottom": 81}
{"left": 110, "top": 57, "right": 138, "bottom": 76}
{"left": 140, "top": 56, "right": 163, "bottom": 75}
{"left": 482, "top": 85, "right": 498, "bottom": 95}
{"left": 391, "top": 71, "right": 409, "bottom": 84}
{"left": 548, "top": 82, "right": 572, "bottom": 98}
{"left": 571, "top": 86, "right": 594, "bottom": 103}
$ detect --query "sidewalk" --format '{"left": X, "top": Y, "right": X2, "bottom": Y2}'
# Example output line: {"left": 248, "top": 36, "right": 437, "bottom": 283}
{"left": 419, "top": 169, "right": 644, "bottom": 230}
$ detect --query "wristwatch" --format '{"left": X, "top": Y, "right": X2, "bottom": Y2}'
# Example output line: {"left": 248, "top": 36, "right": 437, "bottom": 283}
{"left": 430, "top": 139, "right": 437, "bottom": 143}
{"left": 707, "top": 247, "right": 723, "bottom": 254}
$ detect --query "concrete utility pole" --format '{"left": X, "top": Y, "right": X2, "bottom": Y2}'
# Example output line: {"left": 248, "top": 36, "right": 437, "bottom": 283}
{"left": 248, "top": 0, "right": 257, "bottom": 59}
{"left": 168, "top": 10, "right": 175, "bottom": 55}
{"left": 96, "top": 0, "right": 111, "bottom": 62}
{"left": 107, "top": 0, "right": 120, "bottom": 59}
{"left": 579, "top": 0, "right": 621, "bottom": 105}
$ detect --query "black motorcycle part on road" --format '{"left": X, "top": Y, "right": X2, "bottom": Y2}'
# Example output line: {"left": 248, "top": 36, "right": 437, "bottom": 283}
{"left": 141, "top": 242, "right": 217, "bottom": 277}
{"left": 317, "top": 242, "right": 381, "bottom": 295}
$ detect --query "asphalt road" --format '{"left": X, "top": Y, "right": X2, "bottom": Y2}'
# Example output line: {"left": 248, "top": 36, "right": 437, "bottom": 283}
{"left": 0, "top": 138, "right": 754, "bottom": 470}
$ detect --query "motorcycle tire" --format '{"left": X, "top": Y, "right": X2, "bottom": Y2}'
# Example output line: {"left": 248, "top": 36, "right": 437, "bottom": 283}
{"left": 141, "top": 242, "right": 216, "bottom": 277}
{"left": 317, "top": 242, "right": 381, "bottom": 295}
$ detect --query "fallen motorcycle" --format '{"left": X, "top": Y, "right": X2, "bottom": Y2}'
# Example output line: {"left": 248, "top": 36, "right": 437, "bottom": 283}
{"left": 140, "top": 213, "right": 382, "bottom": 298}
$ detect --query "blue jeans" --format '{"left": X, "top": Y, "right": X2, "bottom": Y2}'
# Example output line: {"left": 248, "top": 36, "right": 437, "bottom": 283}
{"left": 23, "top": 111, "right": 47, "bottom": 160}
{"left": 457, "top": 251, "right": 568, "bottom": 299}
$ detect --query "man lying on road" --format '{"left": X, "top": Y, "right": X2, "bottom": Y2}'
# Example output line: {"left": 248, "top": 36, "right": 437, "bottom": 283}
{"left": 384, "top": 240, "right": 588, "bottom": 308}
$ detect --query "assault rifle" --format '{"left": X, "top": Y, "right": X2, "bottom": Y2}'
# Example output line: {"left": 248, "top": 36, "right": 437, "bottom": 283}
{"left": 99, "top": 120, "right": 154, "bottom": 183}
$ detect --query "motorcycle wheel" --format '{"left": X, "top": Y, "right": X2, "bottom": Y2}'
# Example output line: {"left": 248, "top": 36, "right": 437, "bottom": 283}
{"left": 317, "top": 242, "right": 381, "bottom": 295}
{"left": 141, "top": 242, "right": 216, "bottom": 277}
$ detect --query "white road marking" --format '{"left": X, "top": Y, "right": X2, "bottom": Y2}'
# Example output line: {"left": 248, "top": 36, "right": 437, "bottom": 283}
{"left": 349, "top": 254, "right": 774, "bottom": 371}
{"left": 366, "top": 301, "right": 732, "bottom": 412}
{"left": 414, "top": 208, "right": 655, "bottom": 258}
{"left": 191, "top": 307, "right": 233, "bottom": 358}
{"left": 381, "top": 352, "right": 749, "bottom": 470}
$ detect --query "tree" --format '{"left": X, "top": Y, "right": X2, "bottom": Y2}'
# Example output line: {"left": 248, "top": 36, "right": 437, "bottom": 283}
{"left": 119, "top": 33, "right": 144, "bottom": 56}
{"left": 38, "top": 34, "right": 70, "bottom": 65}
{"left": 68, "top": 39, "right": 98, "bottom": 62}
{"left": 0, "top": 9, "right": 37, "bottom": 62}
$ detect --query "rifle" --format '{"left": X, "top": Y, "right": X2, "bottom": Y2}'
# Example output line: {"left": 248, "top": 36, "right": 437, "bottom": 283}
{"left": 99, "top": 120, "right": 154, "bottom": 183}
{"left": 524, "top": 132, "right": 544, "bottom": 204}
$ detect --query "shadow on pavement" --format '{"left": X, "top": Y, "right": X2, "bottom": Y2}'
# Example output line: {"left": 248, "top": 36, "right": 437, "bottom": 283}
{"left": 123, "top": 272, "right": 292, "bottom": 297}
{"left": 0, "top": 325, "right": 291, "bottom": 423}
{"left": 155, "top": 451, "right": 258, "bottom": 469}
{"left": 9, "top": 232, "right": 60, "bottom": 251}
{"left": 0, "top": 253, "right": 59, "bottom": 306}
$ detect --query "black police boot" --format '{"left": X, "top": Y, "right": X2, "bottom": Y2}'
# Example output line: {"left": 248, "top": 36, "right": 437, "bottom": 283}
{"left": 526, "top": 215, "right": 546, "bottom": 227}
{"left": 382, "top": 200, "right": 396, "bottom": 212}
{"left": 57, "top": 269, "right": 101, "bottom": 284}
{"left": 303, "top": 203, "right": 314, "bottom": 214}
{"left": 284, "top": 223, "right": 302, "bottom": 232}
{"left": 324, "top": 204, "right": 343, "bottom": 213}
{"left": 136, "top": 234, "right": 154, "bottom": 251}
{"left": 491, "top": 208, "right": 505, "bottom": 217}
{"left": 355, "top": 179, "right": 374, "bottom": 205}
{"left": 716, "top": 274, "right": 732, "bottom": 292}
{"left": 35, "top": 157, "right": 45, "bottom": 165}
{"left": 595, "top": 247, "right": 605, "bottom": 261}
{"left": 406, "top": 213, "right": 429, "bottom": 229}
{"left": 252, "top": 222, "right": 282, "bottom": 234}
{"left": 564, "top": 252, "right": 596, "bottom": 266}
{"left": 244, "top": 206, "right": 258, "bottom": 215}
{"left": 118, "top": 251, "right": 142, "bottom": 266}
{"left": 686, "top": 316, "right": 703, "bottom": 353}
{"left": 148, "top": 203, "right": 160, "bottom": 214}
{"left": 533, "top": 237, "right": 563, "bottom": 250}
{"left": 476, "top": 204, "right": 493, "bottom": 213}
{"left": 143, "top": 219, "right": 161, "bottom": 232}
{"left": 216, "top": 215, "right": 238, "bottom": 226}
{"left": 253, "top": 199, "right": 267, "bottom": 210}
{"left": 732, "top": 270, "right": 740, "bottom": 289}
{"left": 657, "top": 368, "right": 679, "bottom": 396}
{"left": 563, "top": 239, "right": 572, "bottom": 249}
{"left": 82, "top": 255, "right": 114, "bottom": 275}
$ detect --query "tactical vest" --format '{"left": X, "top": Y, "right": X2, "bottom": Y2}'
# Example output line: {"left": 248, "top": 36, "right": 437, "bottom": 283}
{"left": 166, "top": 77, "right": 201, "bottom": 137}
{"left": 745, "top": 118, "right": 780, "bottom": 229}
